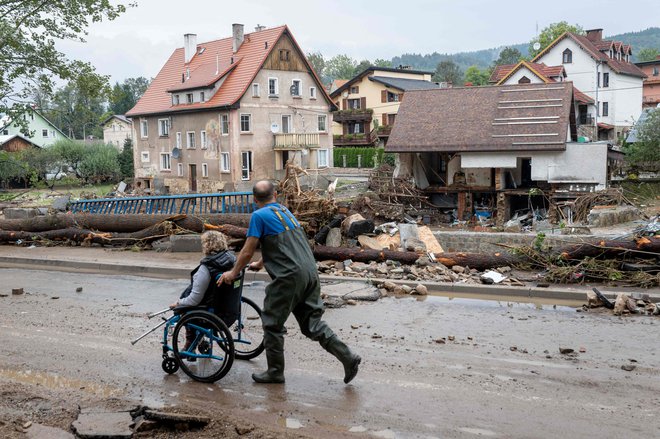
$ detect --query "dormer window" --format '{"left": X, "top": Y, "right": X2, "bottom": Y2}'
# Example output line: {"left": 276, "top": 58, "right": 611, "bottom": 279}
{"left": 173, "top": 95, "right": 180, "bottom": 105}
{"left": 562, "top": 48, "right": 572, "bottom": 64}
{"left": 186, "top": 93, "right": 193, "bottom": 104}
{"left": 200, "top": 91, "right": 205, "bottom": 102}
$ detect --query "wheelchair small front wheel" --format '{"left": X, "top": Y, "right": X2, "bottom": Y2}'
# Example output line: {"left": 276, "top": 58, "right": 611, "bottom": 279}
{"left": 162, "top": 357, "right": 179, "bottom": 374}
{"left": 172, "top": 310, "right": 234, "bottom": 383}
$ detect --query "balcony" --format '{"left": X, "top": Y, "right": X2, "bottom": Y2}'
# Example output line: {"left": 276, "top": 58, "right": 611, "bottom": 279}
{"left": 332, "top": 108, "right": 373, "bottom": 123}
{"left": 333, "top": 132, "right": 375, "bottom": 146}
{"left": 273, "top": 133, "right": 320, "bottom": 150}
{"left": 376, "top": 125, "right": 392, "bottom": 137}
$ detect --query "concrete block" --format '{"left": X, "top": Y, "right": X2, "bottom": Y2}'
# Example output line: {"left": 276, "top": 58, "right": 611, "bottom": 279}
{"left": 4, "top": 207, "right": 38, "bottom": 219}
{"left": 52, "top": 195, "right": 70, "bottom": 212}
{"left": 170, "top": 234, "right": 202, "bottom": 253}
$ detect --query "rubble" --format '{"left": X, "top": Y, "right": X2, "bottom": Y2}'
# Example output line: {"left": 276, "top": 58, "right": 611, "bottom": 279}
{"left": 582, "top": 288, "right": 659, "bottom": 317}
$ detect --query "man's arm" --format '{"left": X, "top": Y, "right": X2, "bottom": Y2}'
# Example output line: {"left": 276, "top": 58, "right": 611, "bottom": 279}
{"left": 218, "top": 236, "right": 260, "bottom": 284}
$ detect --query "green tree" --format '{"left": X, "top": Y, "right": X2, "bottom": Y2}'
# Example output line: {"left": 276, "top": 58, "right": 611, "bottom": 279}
{"left": 493, "top": 47, "right": 524, "bottom": 66}
{"left": 78, "top": 143, "right": 120, "bottom": 183}
{"left": 625, "top": 110, "right": 660, "bottom": 168}
{"left": 373, "top": 58, "right": 393, "bottom": 68}
{"left": 50, "top": 77, "right": 108, "bottom": 139}
{"left": 637, "top": 47, "right": 660, "bottom": 62}
{"left": 118, "top": 138, "right": 134, "bottom": 180}
{"left": 529, "top": 22, "right": 584, "bottom": 58}
{"left": 306, "top": 52, "right": 326, "bottom": 81}
{"left": 353, "top": 59, "right": 372, "bottom": 76}
{"left": 433, "top": 60, "right": 462, "bottom": 85}
{"left": 19, "top": 147, "right": 61, "bottom": 188}
{"left": 109, "top": 77, "right": 151, "bottom": 115}
{"left": 51, "top": 139, "right": 86, "bottom": 178}
{"left": 0, "top": 0, "right": 130, "bottom": 132}
{"left": 0, "top": 151, "right": 28, "bottom": 188}
{"left": 326, "top": 54, "right": 357, "bottom": 81}
{"left": 464, "top": 66, "right": 490, "bottom": 86}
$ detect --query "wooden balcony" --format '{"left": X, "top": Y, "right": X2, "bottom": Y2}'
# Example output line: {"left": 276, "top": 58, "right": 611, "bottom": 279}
{"left": 273, "top": 133, "right": 320, "bottom": 149}
{"left": 332, "top": 109, "right": 373, "bottom": 123}
{"left": 333, "top": 133, "right": 375, "bottom": 146}
{"left": 376, "top": 125, "right": 392, "bottom": 137}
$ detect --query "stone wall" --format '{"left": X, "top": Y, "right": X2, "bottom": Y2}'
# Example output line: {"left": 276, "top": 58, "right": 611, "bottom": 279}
{"left": 433, "top": 230, "right": 600, "bottom": 253}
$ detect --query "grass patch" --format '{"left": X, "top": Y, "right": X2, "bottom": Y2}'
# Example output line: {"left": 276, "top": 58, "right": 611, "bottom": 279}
{"left": 619, "top": 181, "right": 660, "bottom": 205}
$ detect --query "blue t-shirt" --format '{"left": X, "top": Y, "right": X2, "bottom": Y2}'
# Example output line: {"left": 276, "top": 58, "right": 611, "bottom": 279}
{"left": 247, "top": 203, "right": 300, "bottom": 239}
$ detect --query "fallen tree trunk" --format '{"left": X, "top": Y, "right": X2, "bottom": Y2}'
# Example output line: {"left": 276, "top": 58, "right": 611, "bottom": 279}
{"left": 555, "top": 236, "right": 660, "bottom": 260}
{"left": 0, "top": 213, "right": 251, "bottom": 233}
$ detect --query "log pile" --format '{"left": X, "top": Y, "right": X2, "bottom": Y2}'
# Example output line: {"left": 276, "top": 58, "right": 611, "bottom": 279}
{"left": 278, "top": 162, "right": 337, "bottom": 228}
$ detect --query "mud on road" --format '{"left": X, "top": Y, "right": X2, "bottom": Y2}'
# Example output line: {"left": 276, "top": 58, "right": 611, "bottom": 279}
{"left": 1, "top": 268, "right": 659, "bottom": 438}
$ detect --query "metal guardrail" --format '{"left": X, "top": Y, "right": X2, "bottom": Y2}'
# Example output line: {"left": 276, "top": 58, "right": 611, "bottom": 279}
{"left": 70, "top": 192, "right": 255, "bottom": 215}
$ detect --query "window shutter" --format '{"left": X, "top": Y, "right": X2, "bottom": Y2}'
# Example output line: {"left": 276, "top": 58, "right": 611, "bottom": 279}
{"left": 342, "top": 99, "right": 347, "bottom": 110}
{"left": 360, "top": 97, "right": 366, "bottom": 109}
{"left": 382, "top": 113, "right": 388, "bottom": 126}
{"left": 355, "top": 86, "right": 360, "bottom": 93}
{"left": 381, "top": 90, "right": 387, "bottom": 103}
{"left": 398, "top": 93, "right": 404, "bottom": 102}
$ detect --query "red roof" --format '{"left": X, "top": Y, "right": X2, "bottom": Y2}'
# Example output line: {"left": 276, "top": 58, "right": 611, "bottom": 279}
{"left": 489, "top": 62, "right": 565, "bottom": 84}
{"left": 127, "top": 26, "right": 330, "bottom": 116}
{"left": 574, "top": 88, "right": 594, "bottom": 104}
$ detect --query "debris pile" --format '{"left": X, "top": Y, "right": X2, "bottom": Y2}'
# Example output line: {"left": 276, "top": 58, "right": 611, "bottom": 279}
{"left": 583, "top": 288, "right": 659, "bottom": 316}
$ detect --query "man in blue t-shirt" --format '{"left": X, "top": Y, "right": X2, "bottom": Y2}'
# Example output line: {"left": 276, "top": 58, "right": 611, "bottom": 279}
{"left": 219, "top": 180, "right": 361, "bottom": 384}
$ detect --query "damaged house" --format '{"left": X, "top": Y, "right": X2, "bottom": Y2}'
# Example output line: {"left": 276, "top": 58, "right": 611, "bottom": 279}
{"left": 126, "top": 24, "right": 334, "bottom": 194}
{"left": 386, "top": 82, "right": 619, "bottom": 225}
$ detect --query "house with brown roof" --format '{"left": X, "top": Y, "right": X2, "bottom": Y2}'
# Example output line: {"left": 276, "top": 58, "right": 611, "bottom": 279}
{"left": 635, "top": 55, "right": 660, "bottom": 108}
{"left": 386, "top": 82, "right": 618, "bottom": 224}
{"left": 126, "top": 24, "right": 334, "bottom": 193}
{"left": 531, "top": 28, "right": 646, "bottom": 142}
{"left": 328, "top": 66, "right": 440, "bottom": 147}
{"left": 489, "top": 61, "right": 597, "bottom": 139}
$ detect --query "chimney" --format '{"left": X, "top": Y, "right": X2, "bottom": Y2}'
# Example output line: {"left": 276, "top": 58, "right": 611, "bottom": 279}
{"left": 586, "top": 28, "right": 603, "bottom": 42}
{"left": 232, "top": 23, "right": 244, "bottom": 53}
{"left": 184, "top": 33, "right": 197, "bottom": 64}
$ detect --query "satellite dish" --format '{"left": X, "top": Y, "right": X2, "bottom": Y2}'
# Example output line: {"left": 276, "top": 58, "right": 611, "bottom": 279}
{"left": 270, "top": 123, "right": 280, "bottom": 133}
{"left": 341, "top": 91, "right": 349, "bottom": 98}
{"left": 533, "top": 42, "right": 541, "bottom": 51}
{"left": 171, "top": 147, "right": 181, "bottom": 159}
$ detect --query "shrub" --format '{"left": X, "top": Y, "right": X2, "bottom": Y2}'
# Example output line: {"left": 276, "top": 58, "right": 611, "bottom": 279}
{"left": 78, "top": 143, "right": 121, "bottom": 183}
{"left": 333, "top": 147, "right": 388, "bottom": 168}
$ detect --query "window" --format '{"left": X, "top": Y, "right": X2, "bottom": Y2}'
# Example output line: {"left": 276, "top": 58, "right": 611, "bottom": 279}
{"left": 387, "top": 114, "right": 396, "bottom": 125}
{"left": 220, "top": 152, "right": 230, "bottom": 172}
{"left": 317, "top": 115, "right": 327, "bottom": 132}
{"left": 348, "top": 98, "right": 361, "bottom": 109}
{"left": 42, "top": 129, "right": 49, "bottom": 137}
{"left": 158, "top": 119, "right": 169, "bottom": 137}
{"left": 221, "top": 114, "right": 229, "bottom": 134}
{"left": 240, "top": 114, "right": 251, "bottom": 132}
{"left": 317, "top": 149, "right": 329, "bottom": 168}
{"left": 518, "top": 76, "right": 531, "bottom": 84}
{"left": 186, "top": 131, "right": 196, "bottom": 148}
{"left": 386, "top": 91, "right": 400, "bottom": 102}
{"left": 252, "top": 83, "right": 260, "bottom": 97}
{"left": 603, "top": 72, "right": 609, "bottom": 88}
{"left": 173, "top": 95, "right": 180, "bottom": 105}
{"left": 200, "top": 130, "right": 207, "bottom": 149}
{"left": 160, "top": 153, "right": 171, "bottom": 171}
{"left": 279, "top": 50, "right": 290, "bottom": 61}
{"left": 350, "top": 86, "right": 359, "bottom": 94}
{"left": 202, "top": 163, "right": 208, "bottom": 177}
{"left": 186, "top": 93, "right": 193, "bottom": 104}
{"left": 200, "top": 91, "right": 205, "bottom": 102}
{"left": 112, "top": 124, "right": 117, "bottom": 132}
{"left": 141, "top": 151, "right": 150, "bottom": 163}
{"left": 562, "top": 48, "right": 572, "bottom": 64}
{"left": 241, "top": 151, "right": 253, "bottom": 180}
{"left": 291, "top": 79, "right": 301, "bottom": 97}
{"left": 176, "top": 132, "right": 182, "bottom": 148}
{"left": 310, "top": 86, "right": 317, "bottom": 99}
{"left": 140, "top": 119, "right": 148, "bottom": 138}
{"left": 654, "top": 67, "right": 659, "bottom": 77}
{"left": 281, "top": 115, "right": 292, "bottom": 134}
{"left": 268, "top": 77, "right": 279, "bottom": 96}
{"left": 602, "top": 102, "right": 609, "bottom": 117}
{"left": 177, "top": 163, "right": 184, "bottom": 176}
{"left": 349, "top": 122, "right": 364, "bottom": 134}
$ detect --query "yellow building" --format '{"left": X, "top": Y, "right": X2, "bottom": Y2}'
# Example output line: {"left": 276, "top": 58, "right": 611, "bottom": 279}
{"left": 329, "top": 66, "right": 439, "bottom": 146}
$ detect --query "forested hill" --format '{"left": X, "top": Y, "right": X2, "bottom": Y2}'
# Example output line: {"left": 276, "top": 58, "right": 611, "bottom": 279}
{"left": 391, "top": 27, "right": 660, "bottom": 72}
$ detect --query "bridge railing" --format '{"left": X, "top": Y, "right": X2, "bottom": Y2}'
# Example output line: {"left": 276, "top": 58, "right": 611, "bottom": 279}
{"left": 70, "top": 192, "right": 255, "bottom": 215}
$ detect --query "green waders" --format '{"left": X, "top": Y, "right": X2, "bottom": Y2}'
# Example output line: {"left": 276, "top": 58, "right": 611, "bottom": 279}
{"left": 253, "top": 206, "right": 361, "bottom": 384}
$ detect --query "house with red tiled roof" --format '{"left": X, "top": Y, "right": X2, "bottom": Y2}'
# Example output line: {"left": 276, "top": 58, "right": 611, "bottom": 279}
{"left": 489, "top": 61, "right": 597, "bottom": 139}
{"left": 635, "top": 55, "right": 660, "bottom": 108}
{"left": 531, "top": 28, "right": 646, "bottom": 142}
{"left": 126, "top": 24, "right": 334, "bottom": 193}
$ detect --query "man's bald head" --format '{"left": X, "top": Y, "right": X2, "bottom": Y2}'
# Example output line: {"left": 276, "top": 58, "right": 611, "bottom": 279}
{"left": 253, "top": 180, "right": 276, "bottom": 203}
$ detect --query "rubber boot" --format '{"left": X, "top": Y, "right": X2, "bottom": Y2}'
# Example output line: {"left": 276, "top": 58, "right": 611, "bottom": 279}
{"left": 324, "top": 336, "right": 361, "bottom": 384}
{"left": 252, "top": 349, "right": 285, "bottom": 384}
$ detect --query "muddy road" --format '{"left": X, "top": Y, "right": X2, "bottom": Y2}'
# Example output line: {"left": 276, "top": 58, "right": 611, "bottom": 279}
{"left": 1, "top": 267, "right": 659, "bottom": 438}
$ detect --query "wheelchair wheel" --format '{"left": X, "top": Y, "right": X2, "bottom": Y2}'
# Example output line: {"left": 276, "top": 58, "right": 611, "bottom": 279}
{"left": 172, "top": 311, "right": 234, "bottom": 383}
{"left": 162, "top": 356, "right": 179, "bottom": 374}
{"left": 234, "top": 297, "right": 265, "bottom": 360}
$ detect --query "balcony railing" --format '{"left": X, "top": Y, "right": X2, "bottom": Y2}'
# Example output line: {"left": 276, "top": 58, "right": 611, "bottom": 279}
{"left": 376, "top": 125, "right": 392, "bottom": 137}
{"left": 333, "top": 108, "right": 374, "bottom": 123}
{"left": 333, "top": 132, "right": 374, "bottom": 146}
{"left": 273, "top": 133, "right": 320, "bottom": 149}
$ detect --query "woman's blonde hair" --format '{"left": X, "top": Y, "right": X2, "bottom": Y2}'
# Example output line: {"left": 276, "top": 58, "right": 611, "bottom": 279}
{"left": 201, "top": 231, "right": 229, "bottom": 255}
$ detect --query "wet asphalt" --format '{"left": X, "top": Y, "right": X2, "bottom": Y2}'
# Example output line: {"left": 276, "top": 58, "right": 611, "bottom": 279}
{"left": 1, "top": 267, "right": 659, "bottom": 438}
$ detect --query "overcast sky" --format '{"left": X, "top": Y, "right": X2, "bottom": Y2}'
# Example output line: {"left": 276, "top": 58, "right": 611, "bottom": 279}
{"left": 57, "top": 0, "right": 660, "bottom": 83}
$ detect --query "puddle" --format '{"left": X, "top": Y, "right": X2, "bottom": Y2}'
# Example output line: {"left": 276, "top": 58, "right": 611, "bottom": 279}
{"left": 0, "top": 368, "right": 121, "bottom": 398}
{"left": 405, "top": 293, "right": 580, "bottom": 311}
{"left": 278, "top": 417, "right": 303, "bottom": 429}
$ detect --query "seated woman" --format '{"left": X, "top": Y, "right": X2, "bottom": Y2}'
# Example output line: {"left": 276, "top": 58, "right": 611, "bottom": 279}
{"left": 169, "top": 231, "right": 240, "bottom": 359}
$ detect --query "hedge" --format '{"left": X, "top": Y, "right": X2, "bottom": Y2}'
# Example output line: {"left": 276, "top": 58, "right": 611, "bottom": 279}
{"left": 333, "top": 147, "right": 396, "bottom": 168}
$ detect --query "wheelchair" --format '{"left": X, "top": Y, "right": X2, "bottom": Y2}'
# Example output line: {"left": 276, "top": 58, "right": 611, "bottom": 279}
{"left": 132, "top": 271, "right": 265, "bottom": 383}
